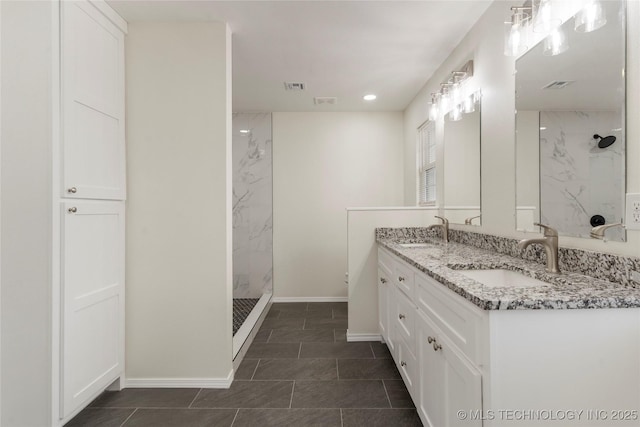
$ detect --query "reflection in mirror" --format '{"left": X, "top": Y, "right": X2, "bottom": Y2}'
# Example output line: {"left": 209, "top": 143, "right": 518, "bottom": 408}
{"left": 444, "top": 94, "right": 481, "bottom": 225}
{"left": 515, "top": 0, "right": 625, "bottom": 241}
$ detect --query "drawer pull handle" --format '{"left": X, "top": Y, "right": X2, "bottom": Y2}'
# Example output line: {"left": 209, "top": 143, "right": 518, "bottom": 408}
{"left": 67, "top": 187, "right": 77, "bottom": 194}
{"left": 427, "top": 336, "right": 436, "bottom": 344}
{"left": 400, "top": 361, "right": 407, "bottom": 367}
{"left": 399, "top": 314, "right": 406, "bottom": 320}
{"left": 380, "top": 278, "right": 387, "bottom": 284}
{"left": 398, "top": 276, "right": 405, "bottom": 282}
{"left": 68, "top": 207, "right": 77, "bottom": 213}
{"left": 433, "top": 342, "right": 442, "bottom": 352}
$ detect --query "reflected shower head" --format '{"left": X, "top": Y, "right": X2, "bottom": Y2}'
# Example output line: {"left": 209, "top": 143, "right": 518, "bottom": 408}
{"left": 593, "top": 134, "right": 616, "bottom": 148}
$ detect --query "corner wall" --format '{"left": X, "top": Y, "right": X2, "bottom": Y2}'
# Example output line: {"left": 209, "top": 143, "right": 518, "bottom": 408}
{"left": 125, "top": 22, "right": 233, "bottom": 383}
{"left": 272, "top": 112, "right": 404, "bottom": 299}
{"left": 404, "top": 1, "right": 640, "bottom": 257}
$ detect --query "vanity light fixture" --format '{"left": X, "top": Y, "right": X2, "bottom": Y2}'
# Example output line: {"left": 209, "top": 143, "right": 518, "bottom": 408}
{"left": 363, "top": 94, "right": 377, "bottom": 101}
{"left": 431, "top": 60, "right": 475, "bottom": 119}
{"left": 575, "top": 0, "right": 606, "bottom": 33}
{"left": 239, "top": 129, "right": 250, "bottom": 134}
{"left": 504, "top": 6, "right": 532, "bottom": 57}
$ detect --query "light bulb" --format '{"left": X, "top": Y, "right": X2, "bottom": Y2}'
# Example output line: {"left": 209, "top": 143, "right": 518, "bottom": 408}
{"left": 575, "top": 0, "right": 606, "bottom": 33}
{"left": 543, "top": 27, "right": 568, "bottom": 56}
{"left": 429, "top": 103, "right": 438, "bottom": 121}
{"left": 532, "top": 0, "right": 560, "bottom": 33}
{"left": 440, "top": 92, "right": 450, "bottom": 114}
{"left": 449, "top": 105, "right": 462, "bottom": 122}
{"left": 462, "top": 95, "right": 475, "bottom": 114}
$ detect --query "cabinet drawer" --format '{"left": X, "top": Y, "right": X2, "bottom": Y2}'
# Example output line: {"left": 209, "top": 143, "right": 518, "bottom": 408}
{"left": 396, "top": 332, "right": 418, "bottom": 399}
{"left": 415, "top": 273, "right": 484, "bottom": 364}
{"left": 393, "top": 261, "right": 415, "bottom": 299}
{"left": 394, "top": 289, "right": 417, "bottom": 356}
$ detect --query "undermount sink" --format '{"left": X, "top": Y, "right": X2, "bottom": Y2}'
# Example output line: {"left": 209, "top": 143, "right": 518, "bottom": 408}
{"left": 399, "top": 243, "right": 432, "bottom": 248}
{"left": 456, "top": 269, "right": 548, "bottom": 288}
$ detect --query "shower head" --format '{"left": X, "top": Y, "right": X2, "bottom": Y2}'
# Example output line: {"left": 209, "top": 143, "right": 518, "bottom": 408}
{"left": 593, "top": 134, "right": 616, "bottom": 148}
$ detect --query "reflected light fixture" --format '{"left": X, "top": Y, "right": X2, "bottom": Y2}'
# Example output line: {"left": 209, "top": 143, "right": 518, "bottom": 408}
{"left": 575, "top": 0, "right": 606, "bottom": 33}
{"left": 543, "top": 27, "right": 568, "bottom": 56}
{"left": 239, "top": 129, "right": 250, "bottom": 134}
{"left": 448, "top": 104, "right": 462, "bottom": 122}
{"left": 363, "top": 94, "right": 377, "bottom": 101}
{"left": 429, "top": 93, "right": 440, "bottom": 121}
{"left": 532, "top": 0, "right": 560, "bottom": 33}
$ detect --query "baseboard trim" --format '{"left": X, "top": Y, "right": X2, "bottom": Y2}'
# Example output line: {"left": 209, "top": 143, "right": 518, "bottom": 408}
{"left": 126, "top": 371, "right": 233, "bottom": 388}
{"left": 346, "top": 331, "right": 382, "bottom": 342}
{"left": 272, "top": 296, "right": 348, "bottom": 303}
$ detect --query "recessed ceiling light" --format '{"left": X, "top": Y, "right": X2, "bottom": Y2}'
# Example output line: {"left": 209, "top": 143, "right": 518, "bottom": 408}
{"left": 363, "top": 94, "right": 377, "bottom": 101}
{"left": 539, "top": 127, "right": 547, "bottom": 130}
{"left": 239, "top": 129, "right": 250, "bottom": 134}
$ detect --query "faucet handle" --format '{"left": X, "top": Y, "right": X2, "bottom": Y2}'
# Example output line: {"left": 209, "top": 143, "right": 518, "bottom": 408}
{"left": 533, "top": 223, "right": 558, "bottom": 237}
{"left": 434, "top": 216, "right": 449, "bottom": 226}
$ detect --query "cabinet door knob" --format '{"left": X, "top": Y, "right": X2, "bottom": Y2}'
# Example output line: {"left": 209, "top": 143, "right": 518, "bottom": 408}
{"left": 399, "top": 314, "right": 406, "bottom": 320}
{"left": 380, "top": 278, "right": 387, "bottom": 284}
{"left": 427, "top": 336, "right": 436, "bottom": 344}
{"left": 398, "top": 276, "right": 405, "bottom": 282}
{"left": 433, "top": 342, "right": 442, "bottom": 352}
{"left": 67, "top": 187, "right": 77, "bottom": 194}
{"left": 68, "top": 207, "right": 77, "bottom": 213}
{"left": 400, "top": 361, "right": 407, "bottom": 367}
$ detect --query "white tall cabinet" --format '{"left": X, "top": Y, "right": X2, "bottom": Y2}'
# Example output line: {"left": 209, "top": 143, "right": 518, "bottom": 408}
{"left": 59, "top": 0, "right": 127, "bottom": 421}
{"left": 0, "top": 0, "right": 127, "bottom": 425}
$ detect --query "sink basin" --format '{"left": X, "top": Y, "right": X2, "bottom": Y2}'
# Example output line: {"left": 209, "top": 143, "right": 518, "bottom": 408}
{"left": 456, "top": 269, "right": 548, "bottom": 288}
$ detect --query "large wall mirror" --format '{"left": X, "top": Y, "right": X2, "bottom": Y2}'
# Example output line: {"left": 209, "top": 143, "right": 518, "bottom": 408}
{"left": 515, "top": 0, "right": 626, "bottom": 241}
{"left": 444, "top": 98, "right": 481, "bottom": 225}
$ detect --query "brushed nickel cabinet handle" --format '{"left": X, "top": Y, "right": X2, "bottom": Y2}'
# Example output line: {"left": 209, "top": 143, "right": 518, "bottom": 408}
{"left": 399, "top": 314, "right": 406, "bottom": 320}
{"left": 427, "top": 336, "right": 435, "bottom": 344}
{"left": 68, "top": 207, "right": 77, "bottom": 213}
{"left": 433, "top": 342, "right": 442, "bottom": 351}
{"left": 401, "top": 361, "right": 407, "bottom": 367}
{"left": 398, "top": 276, "right": 405, "bottom": 282}
{"left": 67, "top": 187, "right": 77, "bottom": 194}
{"left": 380, "top": 277, "right": 387, "bottom": 284}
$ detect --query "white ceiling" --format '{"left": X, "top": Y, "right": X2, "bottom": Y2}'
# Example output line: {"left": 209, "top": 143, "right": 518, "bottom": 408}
{"left": 108, "top": 0, "right": 492, "bottom": 112}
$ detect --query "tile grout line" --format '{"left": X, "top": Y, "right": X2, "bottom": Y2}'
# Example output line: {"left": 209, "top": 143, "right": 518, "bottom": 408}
{"left": 289, "top": 380, "right": 296, "bottom": 409}
{"left": 188, "top": 388, "right": 203, "bottom": 408}
{"left": 369, "top": 342, "right": 376, "bottom": 358}
{"left": 119, "top": 408, "right": 138, "bottom": 427}
{"left": 336, "top": 358, "right": 340, "bottom": 380}
{"left": 267, "top": 329, "right": 274, "bottom": 343}
{"left": 230, "top": 408, "right": 240, "bottom": 427}
{"left": 297, "top": 342, "right": 303, "bottom": 359}
{"left": 250, "top": 359, "right": 261, "bottom": 380}
{"left": 381, "top": 379, "right": 393, "bottom": 408}
{"left": 340, "top": 408, "right": 344, "bottom": 427}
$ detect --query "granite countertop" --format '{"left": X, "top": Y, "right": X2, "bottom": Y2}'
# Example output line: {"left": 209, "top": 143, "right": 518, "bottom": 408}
{"left": 377, "top": 238, "right": 640, "bottom": 310}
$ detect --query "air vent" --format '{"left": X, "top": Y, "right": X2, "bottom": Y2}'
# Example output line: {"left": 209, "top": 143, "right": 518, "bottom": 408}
{"left": 284, "top": 82, "right": 306, "bottom": 91}
{"left": 542, "top": 80, "right": 575, "bottom": 90}
{"left": 314, "top": 97, "right": 338, "bottom": 105}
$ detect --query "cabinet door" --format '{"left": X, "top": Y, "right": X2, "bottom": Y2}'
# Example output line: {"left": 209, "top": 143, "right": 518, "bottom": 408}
{"left": 417, "top": 311, "right": 482, "bottom": 427}
{"left": 62, "top": 0, "right": 125, "bottom": 200}
{"left": 386, "top": 286, "right": 398, "bottom": 358}
{"left": 61, "top": 201, "right": 124, "bottom": 417}
{"left": 377, "top": 268, "right": 389, "bottom": 340}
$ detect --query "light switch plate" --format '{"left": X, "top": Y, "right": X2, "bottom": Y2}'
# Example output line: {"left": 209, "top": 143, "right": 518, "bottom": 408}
{"left": 626, "top": 193, "right": 640, "bottom": 231}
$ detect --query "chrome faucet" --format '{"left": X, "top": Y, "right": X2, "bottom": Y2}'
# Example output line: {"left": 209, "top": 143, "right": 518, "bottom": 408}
{"left": 464, "top": 215, "right": 481, "bottom": 225}
{"left": 590, "top": 223, "right": 625, "bottom": 240}
{"left": 427, "top": 216, "right": 449, "bottom": 242}
{"left": 517, "top": 223, "right": 560, "bottom": 274}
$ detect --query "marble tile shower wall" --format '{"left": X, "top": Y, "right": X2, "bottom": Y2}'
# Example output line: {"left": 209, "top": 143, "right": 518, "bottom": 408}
{"left": 539, "top": 111, "right": 625, "bottom": 241}
{"left": 375, "top": 228, "right": 640, "bottom": 288}
{"left": 233, "top": 113, "right": 273, "bottom": 298}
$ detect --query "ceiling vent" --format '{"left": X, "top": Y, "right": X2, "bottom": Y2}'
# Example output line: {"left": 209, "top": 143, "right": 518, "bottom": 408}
{"left": 542, "top": 80, "right": 575, "bottom": 90}
{"left": 284, "top": 82, "right": 306, "bottom": 91}
{"left": 314, "top": 97, "right": 338, "bottom": 105}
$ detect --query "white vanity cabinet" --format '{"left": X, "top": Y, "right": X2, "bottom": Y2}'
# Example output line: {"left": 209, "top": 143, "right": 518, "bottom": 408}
{"left": 377, "top": 246, "right": 640, "bottom": 427}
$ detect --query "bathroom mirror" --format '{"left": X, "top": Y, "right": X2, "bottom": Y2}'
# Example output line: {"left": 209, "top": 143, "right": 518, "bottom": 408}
{"left": 444, "top": 101, "right": 481, "bottom": 225}
{"left": 515, "top": 0, "right": 626, "bottom": 241}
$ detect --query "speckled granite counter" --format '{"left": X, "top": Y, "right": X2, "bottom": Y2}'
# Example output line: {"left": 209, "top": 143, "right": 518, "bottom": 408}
{"left": 377, "top": 236, "right": 640, "bottom": 311}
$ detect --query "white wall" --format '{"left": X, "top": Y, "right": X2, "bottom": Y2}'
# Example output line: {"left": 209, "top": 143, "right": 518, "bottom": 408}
{"left": 273, "top": 112, "right": 404, "bottom": 299}
{"left": 125, "top": 22, "right": 233, "bottom": 382}
{"left": 404, "top": 1, "right": 640, "bottom": 257}
{"left": 1, "top": 1, "right": 54, "bottom": 425}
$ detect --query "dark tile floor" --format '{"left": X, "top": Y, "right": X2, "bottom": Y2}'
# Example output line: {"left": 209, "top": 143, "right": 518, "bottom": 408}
{"left": 68, "top": 302, "right": 422, "bottom": 426}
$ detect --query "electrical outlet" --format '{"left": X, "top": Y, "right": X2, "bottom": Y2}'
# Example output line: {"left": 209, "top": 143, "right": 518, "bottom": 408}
{"left": 625, "top": 193, "right": 640, "bottom": 231}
